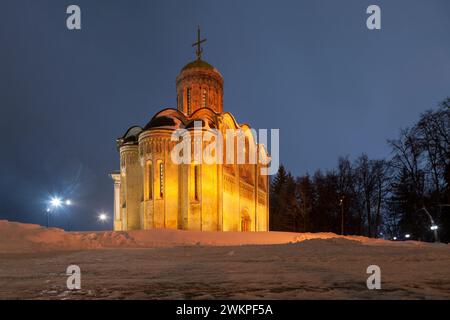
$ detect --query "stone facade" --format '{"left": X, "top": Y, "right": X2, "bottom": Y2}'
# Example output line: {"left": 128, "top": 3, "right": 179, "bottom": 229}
{"left": 111, "top": 57, "right": 269, "bottom": 232}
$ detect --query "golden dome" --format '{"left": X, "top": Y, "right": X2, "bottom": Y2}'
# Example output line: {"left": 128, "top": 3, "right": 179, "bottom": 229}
{"left": 181, "top": 59, "right": 215, "bottom": 72}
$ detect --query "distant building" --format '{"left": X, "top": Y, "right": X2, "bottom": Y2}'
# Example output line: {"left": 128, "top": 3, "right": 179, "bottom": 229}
{"left": 111, "top": 29, "right": 269, "bottom": 231}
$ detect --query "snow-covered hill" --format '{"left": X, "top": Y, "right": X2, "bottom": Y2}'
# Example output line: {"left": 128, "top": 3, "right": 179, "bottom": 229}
{"left": 0, "top": 220, "right": 429, "bottom": 253}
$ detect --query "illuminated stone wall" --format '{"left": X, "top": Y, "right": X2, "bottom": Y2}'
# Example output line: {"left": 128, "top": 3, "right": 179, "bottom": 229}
{"left": 117, "top": 124, "right": 269, "bottom": 232}
{"left": 119, "top": 145, "right": 142, "bottom": 230}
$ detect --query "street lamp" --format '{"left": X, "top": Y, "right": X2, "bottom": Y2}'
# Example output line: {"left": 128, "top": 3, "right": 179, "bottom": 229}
{"left": 98, "top": 212, "right": 108, "bottom": 222}
{"left": 45, "top": 207, "right": 51, "bottom": 228}
{"left": 46, "top": 197, "right": 72, "bottom": 229}
{"left": 416, "top": 207, "right": 440, "bottom": 243}
{"left": 50, "top": 197, "right": 62, "bottom": 208}
{"left": 339, "top": 197, "right": 345, "bottom": 236}
{"left": 46, "top": 197, "right": 62, "bottom": 228}
{"left": 65, "top": 199, "right": 72, "bottom": 231}
{"left": 405, "top": 234, "right": 411, "bottom": 239}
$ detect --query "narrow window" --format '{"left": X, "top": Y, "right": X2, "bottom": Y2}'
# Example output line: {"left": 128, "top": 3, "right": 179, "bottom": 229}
{"left": 202, "top": 88, "right": 207, "bottom": 108}
{"left": 147, "top": 161, "right": 153, "bottom": 200}
{"left": 187, "top": 88, "right": 191, "bottom": 115}
{"left": 194, "top": 165, "right": 199, "bottom": 201}
{"left": 121, "top": 176, "right": 126, "bottom": 208}
{"left": 159, "top": 162, "right": 164, "bottom": 198}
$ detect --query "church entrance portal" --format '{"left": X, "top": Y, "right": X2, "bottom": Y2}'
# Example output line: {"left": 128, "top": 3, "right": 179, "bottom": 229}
{"left": 241, "top": 211, "right": 251, "bottom": 232}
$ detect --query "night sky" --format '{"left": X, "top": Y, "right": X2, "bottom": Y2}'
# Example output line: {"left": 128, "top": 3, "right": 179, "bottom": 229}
{"left": 1, "top": 0, "right": 449, "bottom": 230}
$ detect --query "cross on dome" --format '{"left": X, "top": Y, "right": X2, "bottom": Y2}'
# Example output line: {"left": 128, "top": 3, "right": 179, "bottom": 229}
{"left": 192, "top": 25, "right": 207, "bottom": 60}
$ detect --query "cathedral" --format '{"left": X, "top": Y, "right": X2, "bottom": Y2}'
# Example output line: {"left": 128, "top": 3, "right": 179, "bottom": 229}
{"left": 110, "top": 29, "right": 270, "bottom": 232}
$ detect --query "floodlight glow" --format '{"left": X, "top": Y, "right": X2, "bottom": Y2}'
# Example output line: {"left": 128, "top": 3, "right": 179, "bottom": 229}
{"left": 393, "top": 237, "right": 397, "bottom": 240}
{"left": 98, "top": 213, "right": 108, "bottom": 221}
{"left": 430, "top": 225, "right": 438, "bottom": 231}
{"left": 65, "top": 199, "right": 72, "bottom": 206}
{"left": 405, "top": 234, "right": 410, "bottom": 239}
{"left": 50, "top": 197, "right": 62, "bottom": 208}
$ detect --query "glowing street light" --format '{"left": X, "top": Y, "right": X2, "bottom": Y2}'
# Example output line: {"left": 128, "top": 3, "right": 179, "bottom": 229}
{"left": 46, "top": 197, "right": 72, "bottom": 229}
{"left": 417, "top": 207, "right": 440, "bottom": 242}
{"left": 46, "top": 196, "right": 62, "bottom": 229}
{"left": 393, "top": 237, "right": 397, "bottom": 240}
{"left": 405, "top": 234, "right": 411, "bottom": 239}
{"left": 50, "top": 197, "right": 62, "bottom": 208}
{"left": 339, "top": 197, "right": 345, "bottom": 236}
{"left": 65, "top": 199, "right": 73, "bottom": 231}
{"left": 98, "top": 213, "right": 108, "bottom": 222}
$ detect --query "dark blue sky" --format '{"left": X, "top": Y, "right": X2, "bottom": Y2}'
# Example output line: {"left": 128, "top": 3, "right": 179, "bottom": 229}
{"left": 1, "top": 0, "right": 449, "bottom": 230}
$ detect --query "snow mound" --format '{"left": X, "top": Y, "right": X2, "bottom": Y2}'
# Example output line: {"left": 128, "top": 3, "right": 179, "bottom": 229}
{"left": 0, "top": 220, "right": 433, "bottom": 253}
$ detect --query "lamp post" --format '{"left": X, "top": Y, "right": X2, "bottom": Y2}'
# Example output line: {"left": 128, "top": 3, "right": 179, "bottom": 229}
{"left": 65, "top": 199, "right": 72, "bottom": 231}
{"left": 46, "top": 197, "right": 62, "bottom": 228}
{"left": 339, "top": 197, "right": 345, "bottom": 235}
{"left": 46, "top": 197, "right": 72, "bottom": 229}
{"left": 430, "top": 224, "right": 439, "bottom": 242}
{"left": 419, "top": 207, "right": 440, "bottom": 243}
{"left": 46, "top": 208, "right": 51, "bottom": 228}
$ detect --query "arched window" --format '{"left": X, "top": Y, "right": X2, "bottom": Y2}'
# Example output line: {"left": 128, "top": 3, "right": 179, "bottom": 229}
{"left": 187, "top": 88, "right": 191, "bottom": 115}
{"left": 159, "top": 161, "right": 164, "bottom": 198}
{"left": 121, "top": 175, "right": 126, "bottom": 208}
{"left": 146, "top": 161, "right": 153, "bottom": 200}
{"left": 194, "top": 164, "right": 200, "bottom": 201}
{"left": 202, "top": 88, "right": 207, "bottom": 108}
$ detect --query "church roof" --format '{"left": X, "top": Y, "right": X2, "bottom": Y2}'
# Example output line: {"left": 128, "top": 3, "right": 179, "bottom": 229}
{"left": 117, "top": 108, "right": 270, "bottom": 162}
{"left": 178, "top": 58, "right": 223, "bottom": 81}
{"left": 140, "top": 108, "right": 221, "bottom": 133}
{"left": 144, "top": 115, "right": 182, "bottom": 130}
{"left": 116, "top": 125, "right": 143, "bottom": 148}
{"left": 143, "top": 109, "right": 187, "bottom": 131}
{"left": 181, "top": 59, "right": 215, "bottom": 71}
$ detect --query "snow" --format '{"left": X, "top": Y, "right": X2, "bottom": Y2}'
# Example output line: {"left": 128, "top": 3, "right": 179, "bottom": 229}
{"left": 0, "top": 220, "right": 428, "bottom": 253}
{"left": 1, "top": 220, "right": 449, "bottom": 299}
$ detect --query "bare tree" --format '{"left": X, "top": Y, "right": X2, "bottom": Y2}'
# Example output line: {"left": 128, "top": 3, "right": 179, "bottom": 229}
{"left": 388, "top": 128, "right": 426, "bottom": 205}
{"left": 372, "top": 159, "right": 392, "bottom": 237}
